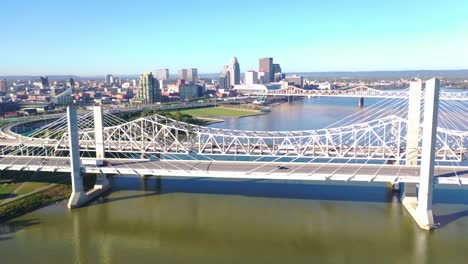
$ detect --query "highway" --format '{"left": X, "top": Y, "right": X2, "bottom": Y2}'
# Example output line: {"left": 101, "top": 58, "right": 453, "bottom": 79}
{"left": 0, "top": 156, "right": 467, "bottom": 185}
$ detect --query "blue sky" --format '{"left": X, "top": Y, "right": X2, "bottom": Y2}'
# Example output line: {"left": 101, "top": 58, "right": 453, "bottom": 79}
{"left": 2, "top": 0, "right": 468, "bottom": 75}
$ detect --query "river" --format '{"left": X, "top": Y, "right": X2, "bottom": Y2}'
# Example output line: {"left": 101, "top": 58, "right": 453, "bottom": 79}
{"left": 1, "top": 97, "right": 468, "bottom": 263}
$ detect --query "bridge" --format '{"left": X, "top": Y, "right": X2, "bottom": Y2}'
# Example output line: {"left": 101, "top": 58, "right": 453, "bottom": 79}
{"left": 263, "top": 85, "right": 468, "bottom": 100}
{"left": 1, "top": 78, "right": 467, "bottom": 231}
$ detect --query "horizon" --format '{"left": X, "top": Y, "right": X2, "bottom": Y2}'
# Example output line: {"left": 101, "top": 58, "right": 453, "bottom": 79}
{"left": 3, "top": 69, "right": 468, "bottom": 79}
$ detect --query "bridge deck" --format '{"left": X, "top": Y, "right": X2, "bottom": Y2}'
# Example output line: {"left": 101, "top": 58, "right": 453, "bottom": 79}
{"left": 1, "top": 157, "right": 467, "bottom": 185}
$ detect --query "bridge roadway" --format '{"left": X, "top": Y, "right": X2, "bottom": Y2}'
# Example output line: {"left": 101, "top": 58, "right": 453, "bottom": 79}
{"left": 1, "top": 156, "right": 467, "bottom": 185}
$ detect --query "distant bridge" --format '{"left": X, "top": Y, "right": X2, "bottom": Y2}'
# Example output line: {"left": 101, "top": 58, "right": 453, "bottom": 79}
{"left": 253, "top": 85, "right": 468, "bottom": 100}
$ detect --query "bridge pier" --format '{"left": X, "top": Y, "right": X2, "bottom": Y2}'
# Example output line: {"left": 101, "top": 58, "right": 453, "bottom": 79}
{"left": 67, "top": 105, "right": 111, "bottom": 209}
{"left": 402, "top": 78, "right": 440, "bottom": 230}
{"left": 358, "top": 97, "right": 364, "bottom": 108}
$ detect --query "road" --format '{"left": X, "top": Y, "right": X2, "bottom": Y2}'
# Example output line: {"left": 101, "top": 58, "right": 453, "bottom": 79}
{"left": 0, "top": 156, "right": 467, "bottom": 185}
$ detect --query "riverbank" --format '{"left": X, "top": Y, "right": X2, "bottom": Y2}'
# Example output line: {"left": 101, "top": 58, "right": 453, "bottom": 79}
{"left": 0, "top": 184, "right": 71, "bottom": 223}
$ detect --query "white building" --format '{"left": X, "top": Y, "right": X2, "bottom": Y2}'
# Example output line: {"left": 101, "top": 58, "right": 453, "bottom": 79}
{"left": 245, "top": 70, "right": 258, "bottom": 85}
{"left": 233, "top": 84, "right": 281, "bottom": 95}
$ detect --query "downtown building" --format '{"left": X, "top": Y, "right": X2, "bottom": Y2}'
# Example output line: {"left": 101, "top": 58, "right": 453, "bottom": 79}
{"left": 245, "top": 70, "right": 258, "bottom": 85}
{"left": 137, "top": 72, "right": 161, "bottom": 104}
{"left": 259, "top": 57, "right": 273, "bottom": 83}
{"left": 178, "top": 68, "right": 198, "bottom": 83}
{"left": 155, "top": 69, "right": 169, "bottom": 81}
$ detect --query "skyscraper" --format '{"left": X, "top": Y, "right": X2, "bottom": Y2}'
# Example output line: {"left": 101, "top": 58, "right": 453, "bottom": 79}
{"left": 40, "top": 76, "right": 49, "bottom": 88}
{"left": 105, "top": 74, "right": 114, "bottom": 85}
{"left": 259, "top": 57, "right": 273, "bottom": 83}
{"left": 138, "top": 72, "right": 161, "bottom": 104}
{"left": 219, "top": 65, "right": 231, "bottom": 90}
{"left": 178, "top": 69, "right": 188, "bottom": 81}
{"left": 229, "top": 57, "right": 240, "bottom": 86}
{"left": 155, "top": 69, "right": 169, "bottom": 81}
{"left": 187, "top": 68, "right": 198, "bottom": 83}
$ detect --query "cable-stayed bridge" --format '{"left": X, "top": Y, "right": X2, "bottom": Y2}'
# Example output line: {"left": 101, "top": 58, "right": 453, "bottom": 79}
{"left": 0, "top": 78, "right": 467, "bottom": 230}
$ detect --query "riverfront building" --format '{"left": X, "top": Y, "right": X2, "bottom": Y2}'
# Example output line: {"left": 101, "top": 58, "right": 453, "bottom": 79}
{"left": 284, "top": 75, "right": 304, "bottom": 88}
{"left": 179, "top": 84, "right": 204, "bottom": 99}
{"left": 233, "top": 84, "right": 281, "bottom": 95}
{"left": 245, "top": 70, "right": 258, "bottom": 85}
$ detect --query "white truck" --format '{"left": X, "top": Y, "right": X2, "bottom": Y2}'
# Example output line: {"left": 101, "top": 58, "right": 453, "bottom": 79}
{"left": 81, "top": 159, "right": 107, "bottom": 167}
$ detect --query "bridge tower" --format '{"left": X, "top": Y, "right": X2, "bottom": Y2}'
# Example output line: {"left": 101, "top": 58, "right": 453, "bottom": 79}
{"left": 402, "top": 78, "right": 440, "bottom": 230}
{"left": 401, "top": 80, "right": 423, "bottom": 198}
{"left": 67, "top": 105, "right": 111, "bottom": 209}
{"left": 67, "top": 106, "right": 87, "bottom": 208}
{"left": 93, "top": 105, "right": 110, "bottom": 190}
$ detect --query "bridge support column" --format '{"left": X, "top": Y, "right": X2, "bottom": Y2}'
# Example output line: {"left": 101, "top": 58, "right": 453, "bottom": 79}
{"left": 358, "top": 97, "right": 364, "bottom": 108}
{"left": 401, "top": 80, "right": 422, "bottom": 200}
{"left": 402, "top": 78, "right": 439, "bottom": 230}
{"left": 92, "top": 105, "right": 111, "bottom": 191}
{"left": 94, "top": 105, "right": 105, "bottom": 160}
{"left": 67, "top": 106, "right": 87, "bottom": 208}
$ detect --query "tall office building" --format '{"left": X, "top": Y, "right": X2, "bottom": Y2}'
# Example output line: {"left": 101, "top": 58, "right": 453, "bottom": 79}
{"left": 219, "top": 65, "right": 231, "bottom": 90}
{"left": 105, "top": 74, "right": 114, "bottom": 85}
{"left": 245, "top": 70, "right": 258, "bottom": 85}
{"left": 155, "top": 69, "right": 169, "bottom": 81}
{"left": 259, "top": 57, "right": 274, "bottom": 83}
{"left": 187, "top": 68, "right": 198, "bottom": 83}
{"left": 273, "top": 64, "right": 283, "bottom": 82}
{"left": 40, "top": 76, "right": 49, "bottom": 88}
{"left": 138, "top": 72, "right": 161, "bottom": 104}
{"left": 178, "top": 69, "right": 188, "bottom": 81}
{"left": 229, "top": 57, "right": 240, "bottom": 86}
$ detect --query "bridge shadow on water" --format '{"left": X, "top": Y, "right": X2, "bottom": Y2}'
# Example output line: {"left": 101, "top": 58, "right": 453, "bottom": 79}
{"left": 0, "top": 219, "right": 41, "bottom": 241}
{"left": 87, "top": 176, "right": 468, "bottom": 228}
{"left": 435, "top": 210, "right": 468, "bottom": 228}
{"left": 92, "top": 176, "right": 397, "bottom": 206}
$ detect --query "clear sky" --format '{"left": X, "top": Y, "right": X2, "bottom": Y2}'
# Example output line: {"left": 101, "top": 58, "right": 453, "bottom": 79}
{"left": 2, "top": 0, "right": 468, "bottom": 76}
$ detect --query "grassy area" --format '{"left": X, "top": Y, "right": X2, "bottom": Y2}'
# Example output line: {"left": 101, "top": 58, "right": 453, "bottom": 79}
{"left": 177, "top": 107, "right": 261, "bottom": 118}
{"left": 16, "top": 182, "right": 51, "bottom": 196}
{"left": 0, "top": 183, "right": 21, "bottom": 200}
{"left": 0, "top": 184, "right": 71, "bottom": 223}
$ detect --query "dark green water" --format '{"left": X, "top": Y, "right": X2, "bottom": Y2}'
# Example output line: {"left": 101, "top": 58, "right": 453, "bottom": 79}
{"left": 1, "top": 97, "right": 468, "bottom": 263}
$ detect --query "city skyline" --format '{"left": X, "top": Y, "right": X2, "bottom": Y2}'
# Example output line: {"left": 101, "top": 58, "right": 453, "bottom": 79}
{"left": 2, "top": 0, "right": 468, "bottom": 75}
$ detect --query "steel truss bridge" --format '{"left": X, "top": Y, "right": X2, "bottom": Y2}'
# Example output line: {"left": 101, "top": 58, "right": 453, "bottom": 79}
{"left": 255, "top": 85, "right": 468, "bottom": 100}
